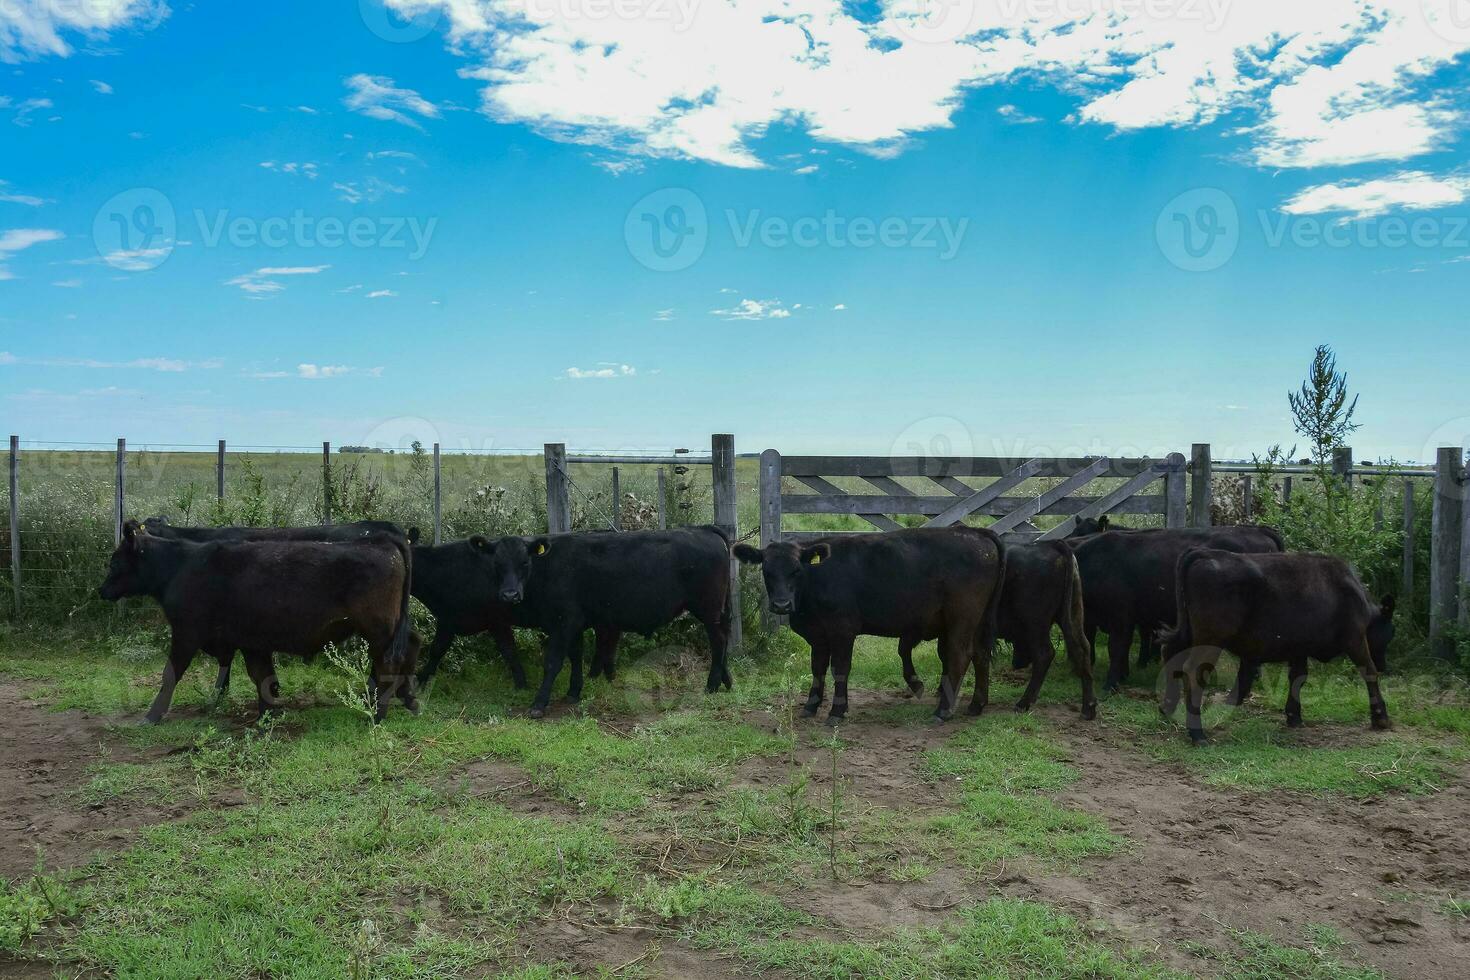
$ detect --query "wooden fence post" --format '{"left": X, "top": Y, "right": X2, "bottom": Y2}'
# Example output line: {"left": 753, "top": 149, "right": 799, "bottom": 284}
{"left": 544, "top": 443, "right": 570, "bottom": 534}
{"left": 432, "top": 442, "right": 442, "bottom": 545}
{"left": 322, "top": 442, "right": 332, "bottom": 524}
{"left": 1462, "top": 465, "right": 1470, "bottom": 633}
{"left": 758, "top": 449, "right": 783, "bottom": 630}
{"left": 8, "top": 436, "right": 19, "bottom": 617}
{"left": 1283, "top": 475, "right": 1293, "bottom": 503}
{"left": 1165, "top": 453, "right": 1187, "bottom": 528}
{"left": 711, "top": 434, "right": 742, "bottom": 654}
{"left": 1429, "top": 447, "right": 1464, "bottom": 659}
{"left": 1402, "top": 479, "right": 1416, "bottom": 601}
{"left": 1241, "top": 474, "right": 1254, "bottom": 521}
{"left": 1190, "top": 443, "right": 1212, "bottom": 528}
{"left": 1333, "top": 446, "right": 1353, "bottom": 485}
{"left": 216, "top": 440, "right": 226, "bottom": 501}
{"left": 610, "top": 467, "right": 621, "bottom": 530}
{"left": 115, "top": 438, "right": 126, "bottom": 545}
{"left": 656, "top": 468, "right": 668, "bottom": 529}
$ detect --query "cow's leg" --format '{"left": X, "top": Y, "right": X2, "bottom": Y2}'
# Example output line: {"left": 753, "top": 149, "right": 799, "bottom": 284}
{"left": 143, "top": 636, "right": 198, "bottom": 725}
{"left": 826, "top": 636, "right": 855, "bottom": 725}
{"left": 898, "top": 635, "right": 924, "bottom": 696}
{"left": 802, "top": 639, "right": 831, "bottom": 717}
{"left": 703, "top": 615, "right": 731, "bottom": 694}
{"left": 530, "top": 624, "right": 579, "bottom": 718}
{"left": 1103, "top": 623, "right": 1134, "bottom": 693}
{"left": 490, "top": 626, "right": 527, "bottom": 689}
{"left": 967, "top": 638, "right": 992, "bottom": 716}
{"left": 210, "top": 649, "right": 233, "bottom": 706}
{"left": 1014, "top": 627, "right": 1053, "bottom": 713}
{"left": 1283, "top": 659, "right": 1307, "bottom": 728}
{"left": 1137, "top": 625, "right": 1159, "bottom": 668}
{"left": 1058, "top": 611, "right": 1098, "bottom": 721}
{"left": 1224, "top": 659, "right": 1260, "bottom": 706}
{"left": 587, "top": 626, "right": 621, "bottom": 683}
{"left": 935, "top": 628, "right": 974, "bottom": 722}
{"left": 1183, "top": 651, "right": 1216, "bottom": 745}
{"left": 565, "top": 634, "right": 586, "bottom": 704}
{"left": 415, "top": 628, "right": 456, "bottom": 688}
{"left": 242, "top": 650, "right": 283, "bottom": 720}
{"left": 1347, "top": 636, "right": 1392, "bottom": 731}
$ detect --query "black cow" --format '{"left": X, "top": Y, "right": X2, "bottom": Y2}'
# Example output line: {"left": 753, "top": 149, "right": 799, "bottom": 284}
{"left": 902, "top": 539, "right": 1096, "bottom": 720}
{"left": 1066, "top": 525, "right": 1284, "bottom": 692}
{"left": 471, "top": 526, "right": 734, "bottom": 718}
{"left": 736, "top": 526, "right": 1005, "bottom": 722}
{"left": 405, "top": 528, "right": 527, "bottom": 690}
{"left": 98, "top": 521, "right": 416, "bottom": 723}
{"left": 1156, "top": 548, "right": 1394, "bottom": 744}
{"left": 139, "top": 517, "right": 411, "bottom": 704}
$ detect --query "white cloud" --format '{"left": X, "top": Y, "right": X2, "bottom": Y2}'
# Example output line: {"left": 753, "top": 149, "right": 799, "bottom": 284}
{"left": 5, "top": 354, "right": 220, "bottom": 372}
{"left": 333, "top": 176, "right": 406, "bottom": 204}
{"left": 52, "top": 278, "right": 81, "bottom": 288}
{"left": 997, "top": 104, "right": 1040, "bottom": 124}
{"left": 0, "top": 226, "right": 62, "bottom": 278}
{"left": 565, "top": 363, "right": 636, "bottom": 379}
{"left": 260, "top": 160, "right": 321, "bottom": 180}
{"left": 1, "top": 0, "right": 166, "bottom": 62}
{"left": 711, "top": 298, "right": 791, "bottom": 320}
{"left": 367, "top": 289, "right": 398, "bottom": 298}
{"left": 653, "top": 308, "right": 674, "bottom": 321}
{"left": 383, "top": 1, "right": 1470, "bottom": 174}
{"left": 295, "top": 105, "right": 319, "bottom": 114}
{"left": 0, "top": 180, "right": 44, "bottom": 206}
{"left": 793, "top": 164, "right": 818, "bottom": 175}
{"left": 1281, "top": 171, "right": 1470, "bottom": 219}
{"left": 11, "top": 97, "right": 52, "bottom": 126}
{"left": 832, "top": 303, "right": 846, "bottom": 310}
{"left": 225, "top": 264, "right": 331, "bottom": 298}
{"left": 261, "top": 363, "right": 385, "bottom": 380}
{"left": 297, "top": 364, "right": 351, "bottom": 379}
{"left": 90, "top": 79, "right": 112, "bottom": 94}
{"left": 343, "top": 73, "right": 440, "bottom": 130}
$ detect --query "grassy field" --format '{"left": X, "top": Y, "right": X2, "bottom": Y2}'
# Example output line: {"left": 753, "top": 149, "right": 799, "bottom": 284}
{"left": 4, "top": 619, "right": 1470, "bottom": 978}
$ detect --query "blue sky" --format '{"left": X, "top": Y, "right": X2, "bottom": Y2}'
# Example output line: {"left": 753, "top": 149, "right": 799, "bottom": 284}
{"left": 2, "top": 1, "right": 1469, "bottom": 462}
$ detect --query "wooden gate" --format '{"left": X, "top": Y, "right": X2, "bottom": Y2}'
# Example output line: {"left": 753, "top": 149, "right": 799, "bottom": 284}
{"left": 758, "top": 451, "right": 1188, "bottom": 546}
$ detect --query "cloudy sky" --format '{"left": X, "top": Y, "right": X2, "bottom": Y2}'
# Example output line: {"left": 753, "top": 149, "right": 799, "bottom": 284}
{"left": 2, "top": 0, "right": 1468, "bottom": 460}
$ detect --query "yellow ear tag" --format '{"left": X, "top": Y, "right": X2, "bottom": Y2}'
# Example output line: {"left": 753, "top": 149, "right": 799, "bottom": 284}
{"left": 534, "top": 542, "right": 547, "bottom": 556}
{"left": 810, "top": 554, "right": 822, "bottom": 565}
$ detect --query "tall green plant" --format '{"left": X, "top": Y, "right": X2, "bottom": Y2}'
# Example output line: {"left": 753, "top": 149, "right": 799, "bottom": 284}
{"left": 1288, "top": 344, "right": 1360, "bottom": 469}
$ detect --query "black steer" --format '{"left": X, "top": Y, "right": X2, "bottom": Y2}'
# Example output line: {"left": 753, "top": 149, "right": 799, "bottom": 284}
{"left": 472, "top": 526, "right": 734, "bottom": 718}
{"left": 98, "top": 521, "right": 416, "bottom": 723}
{"left": 736, "top": 526, "right": 1005, "bottom": 722}
{"left": 139, "top": 517, "right": 411, "bottom": 702}
{"left": 1156, "top": 548, "right": 1394, "bottom": 744}
{"left": 1066, "top": 525, "right": 1284, "bottom": 692}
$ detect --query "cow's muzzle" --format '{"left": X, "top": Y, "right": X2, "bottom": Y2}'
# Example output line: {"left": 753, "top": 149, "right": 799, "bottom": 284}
{"left": 499, "top": 589, "right": 523, "bottom": 604}
{"left": 769, "top": 599, "right": 794, "bottom": 615}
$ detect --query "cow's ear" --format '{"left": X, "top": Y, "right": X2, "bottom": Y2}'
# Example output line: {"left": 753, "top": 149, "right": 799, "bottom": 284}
{"left": 1379, "top": 594, "right": 1396, "bottom": 617}
{"left": 122, "top": 518, "right": 140, "bottom": 540}
{"left": 527, "top": 536, "right": 549, "bottom": 557}
{"left": 408, "top": 526, "right": 421, "bottom": 544}
{"left": 1096, "top": 515, "right": 1111, "bottom": 530}
{"left": 469, "top": 535, "right": 491, "bottom": 552}
{"left": 801, "top": 543, "right": 832, "bottom": 566}
{"left": 732, "top": 544, "right": 764, "bottom": 565}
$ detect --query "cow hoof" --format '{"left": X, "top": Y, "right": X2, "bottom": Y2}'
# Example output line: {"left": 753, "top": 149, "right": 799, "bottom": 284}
{"left": 705, "top": 680, "right": 721, "bottom": 695}
{"left": 1188, "top": 732, "right": 1209, "bottom": 747}
{"left": 139, "top": 715, "right": 163, "bottom": 727}
{"left": 906, "top": 679, "right": 924, "bottom": 697}
{"left": 1013, "top": 699, "right": 1033, "bottom": 714}
{"left": 1285, "top": 716, "right": 1303, "bottom": 729}
{"left": 1081, "top": 702, "right": 1098, "bottom": 721}
{"left": 528, "top": 706, "right": 546, "bottom": 720}
{"left": 404, "top": 699, "right": 422, "bottom": 716}
{"left": 967, "top": 702, "right": 986, "bottom": 716}
{"left": 825, "top": 714, "right": 845, "bottom": 727}
{"left": 932, "top": 709, "right": 953, "bottom": 724}
{"left": 1372, "top": 716, "right": 1393, "bottom": 731}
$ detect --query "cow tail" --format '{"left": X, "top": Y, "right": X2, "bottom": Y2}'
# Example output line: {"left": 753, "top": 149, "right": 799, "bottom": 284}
{"left": 1061, "top": 546, "right": 1087, "bottom": 650}
{"left": 978, "top": 530, "right": 1007, "bottom": 660}
{"left": 1158, "top": 548, "right": 1207, "bottom": 653}
{"left": 388, "top": 534, "right": 414, "bottom": 666}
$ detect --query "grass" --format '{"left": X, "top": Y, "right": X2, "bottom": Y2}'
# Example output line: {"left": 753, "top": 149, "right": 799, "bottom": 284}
{"left": 2, "top": 620, "right": 1468, "bottom": 976}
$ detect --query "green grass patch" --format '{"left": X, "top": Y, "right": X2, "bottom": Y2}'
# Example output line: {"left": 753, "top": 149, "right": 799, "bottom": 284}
{"left": 1184, "top": 925, "right": 1384, "bottom": 980}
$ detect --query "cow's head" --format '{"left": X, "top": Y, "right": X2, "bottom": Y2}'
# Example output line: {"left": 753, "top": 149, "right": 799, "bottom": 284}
{"left": 1367, "top": 594, "right": 1396, "bottom": 674}
{"left": 470, "top": 534, "right": 549, "bottom": 604}
{"left": 98, "top": 520, "right": 149, "bottom": 601}
{"left": 733, "top": 541, "right": 830, "bottom": 615}
{"left": 1070, "top": 515, "right": 1110, "bottom": 537}
{"left": 141, "top": 515, "right": 171, "bottom": 533}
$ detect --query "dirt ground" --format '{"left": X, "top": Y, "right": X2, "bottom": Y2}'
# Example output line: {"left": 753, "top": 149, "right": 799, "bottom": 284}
{"left": 5, "top": 680, "right": 1470, "bottom": 979}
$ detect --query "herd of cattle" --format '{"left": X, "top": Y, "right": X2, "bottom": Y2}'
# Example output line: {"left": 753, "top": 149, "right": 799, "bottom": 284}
{"left": 97, "top": 512, "right": 1396, "bottom": 744}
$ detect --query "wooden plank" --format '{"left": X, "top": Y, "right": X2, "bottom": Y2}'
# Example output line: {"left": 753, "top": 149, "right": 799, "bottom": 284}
{"left": 794, "top": 475, "right": 899, "bottom": 531}
{"left": 8, "top": 435, "right": 18, "bottom": 617}
{"left": 1038, "top": 465, "right": 1166, "bottom": 541}
{"left": 1402, "top": 479, "right": 1415, "bottom": 600}
{"left": 923, "top": 457, "right": 1048, "bottom": 528}
{"left": 759, "top": 450, "right": 782, "bottom": 547}
{"left": 1333, "top": 446, "right": 1354, "bottom": 485}
{"left": 785, "top": 530, "right": 869, "bottom": 544}
{"left": 989, "top": 457, "right": 1112, "bottom": 534}
{"left": 1165, "top": 453, "right": 1187, "bottom": 528}
{"left": 863, "top": 475, "right": 914, "bottom": 496}
{"left": 711, "top": 434, "right": 741, "bottom": 655}
{"left": 1241, "top": 474, "right": 1254, "bottom": 521}
{"left": 780, "top": 455, "right": 1157, "bottom": 479}
{"left": 611, "top": 467, "right": 621, "bottom": 531}
{"left": 1190, "top": 443, "right": 1212, "bottom": 528}
{"left": 1429, "top": 447, "right": 1464, "bottom": 659}
{"left": 322, "top": 441, "right": 332, "bottom": 525}
{"left": 216, "top": 440, "right": 225, "bottom": 501}
{"left": 781, "top": 493, "right": 1166, "bottom": 517}
{"left": 432, "top": 442, "right": 442, "bottom": 545}
{"left": 1283, "top": 475, "right": 1293, "bottom": 502}
{"left": 544, "top": 443, "right": 570, "bottom": 534}
{"left": 657, "top": 468, "right": 668, "bottom": 529}
{"left": 115, "top": 438, "right": 126, "bottom": 545}
{"left": 929, "top": 475, "right": 973, "bottom": 496}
